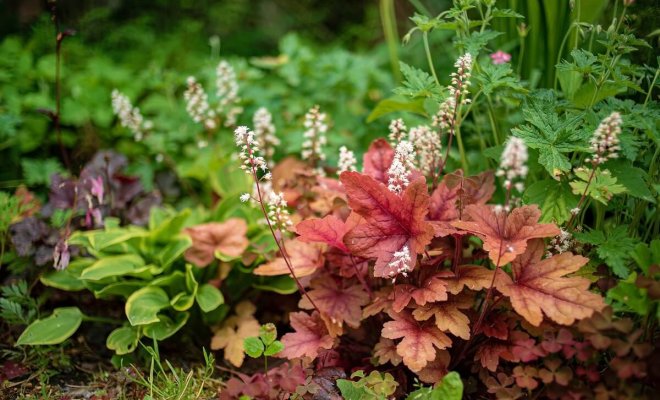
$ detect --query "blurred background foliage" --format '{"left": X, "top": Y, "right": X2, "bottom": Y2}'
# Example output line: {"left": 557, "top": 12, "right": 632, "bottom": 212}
{"left": 1, "top": 0, "right": 657, "bottom": 195}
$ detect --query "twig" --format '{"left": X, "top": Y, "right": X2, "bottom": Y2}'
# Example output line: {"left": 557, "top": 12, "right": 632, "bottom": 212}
{"left": 48, "top": 2, "right": 74, "bottom": 171}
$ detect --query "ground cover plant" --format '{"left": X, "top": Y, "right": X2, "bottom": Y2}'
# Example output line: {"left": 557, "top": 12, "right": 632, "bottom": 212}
{"left": 1, "top": 0, "right": 659, "bottom": 399}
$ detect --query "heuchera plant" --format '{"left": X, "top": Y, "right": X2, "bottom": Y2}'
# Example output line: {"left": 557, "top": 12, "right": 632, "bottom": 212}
{"left": 222, "top": 49, "right": 652, "bottom": 397}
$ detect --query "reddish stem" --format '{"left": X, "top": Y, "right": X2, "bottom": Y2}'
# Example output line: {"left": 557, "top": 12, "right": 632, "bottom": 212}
{"left": 246, "top": 144, "right": 320, "bottom": 314}
{"left": 566, "top": 164, "right": 597, "bottom": 231}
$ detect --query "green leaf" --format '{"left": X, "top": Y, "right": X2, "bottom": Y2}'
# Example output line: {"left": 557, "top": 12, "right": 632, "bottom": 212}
{"left": 263, "top": 340, "right": 284, "bottom": 356}
{"left": 575, "top": 226, "right": 636, "bottom": 278}
{"left": 170, "top": 292, "right": 195, "bottom": 311}
{"left": 157, "top": 236, "right": 192, "bottom": 268}
{"left": 607, "top": 161, "right": 655, "bottom": 203}
{"left": 491, "top": 8, "right": 524, "bottom": 18}
{"left": 569, "top": 167, "right": 627, "bottom": 205}
{"left": 243, "top": 337, "right": 265, "bottom": 358}
{"left": 40, "top": 259, "right": 91, "bottom": 291}
{"left": 434, "top": 372, "right": 464, "bottom": 400}
{"left": 93, "top": 282, "right": 144, "bottom": 299}
{"left": 524, "top": 180, "right": 579, "bottom": 224}
{"left": 195, "top": 284, "right": 224, "bottom": 312}
{"left": 607, "top": 276, "right": 651, "bottom": 316}
{"left": 252, "top": 275, "right": 298, "bottom": 294}
{"left": 16, "top": 307, "right": 83, "bottom": 345}
{"left": 143, "top": 312, "right": 190, "bottom": 340}
{"left": 512, "top": 90, "right": 587, "bottom": 177}
{"left": 259, "top": 323, "right": 277, "bottom": 346}
{"left": 125, "top": 286, "right": 170, "bottom": 326}
{"left": 80, "top": 254, "right": 147, "bottom": 281}
{"left": 21, "top": 158, "right": 65, "bottom": 186}
{"left": 572, "top": 81, "right": 626, "bottom": 109}
{"left": 631, "top": 240, "right": 660, "bottom": 275}
{"left": 149, "top": 209, "right": 191, "bottom": 243}
{"left": 367, "top": 97, "right": 426, "bottom": 122}
{"left": 406, "top": 371, "right": 463, "bottom": 400}
{"left": 337, "top": 379, "right": 373, "bottom": 399}
{"left": 106, "top": 326, "right": 140, "bottom": 355}
{"left": 458, "top": 30, "right": 502, "bottom": 54}
{"left": 393, "top": 62, "right": 441, "bottom": 99}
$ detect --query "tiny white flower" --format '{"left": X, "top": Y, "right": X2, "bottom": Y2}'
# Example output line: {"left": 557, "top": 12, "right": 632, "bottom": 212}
{"left": 240, "top": 193, "right": 251, "bottom": 202}
{"left": 301, "top": 105, "right": 328, "bottom": 175}
{"left": 111, "top": 89, "right": 152, "bottom": 141}
{"left": 387, "top": 140, "right": 415, "bottom": 194}
{"left": 589, "top": 112, "right": 622, "bottom": 165}
{"left": 337, "top": 146, "right": 357, "bottom": 174}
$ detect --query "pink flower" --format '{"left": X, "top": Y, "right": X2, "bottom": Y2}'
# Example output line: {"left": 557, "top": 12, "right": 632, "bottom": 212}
{"left": 89, "top": 176, "right": 104, "bottom": 204}
{"left": 490, "top": 50, "right": 512, "bottom": 65}
{"left": 53, "top": 239, "right": 70, "bottom": 271}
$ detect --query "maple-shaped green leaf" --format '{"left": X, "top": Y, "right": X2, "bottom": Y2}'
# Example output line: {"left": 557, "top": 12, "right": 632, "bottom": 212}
{"left": 574, "top": 226, "right": 636, "bottom": 278}
{"left": 569, "top": 167, "right": 627, "bottom": 205}
{"left": 476, "top": 62, "right": 524, "bottom": 96}
{"left": 524, "top": 180, "right": 579, "bottom": 224}
{"left": 393, "top": 62, "right": 442, "bottom": 99}
{"left": 512, "top": 90, "right": 587, "bottom": 177}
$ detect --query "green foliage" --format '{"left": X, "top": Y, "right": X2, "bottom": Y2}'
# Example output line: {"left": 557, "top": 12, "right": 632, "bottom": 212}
{"left": 29, "top": 208, "right": 225, "bottom": 354}
{"left": 0, "top": 192, "right": 24, "bottom": 236}
{"left": 20, "top": 158, "right": 65, "bottom": 186}
{"left": 243, "top": 323, "right": 284, "bottom": 359}
{"left": 569, "top": 168, "right": 627, "bottom": 205}
{"left": 336, "top": 370, "right": 398, "bottom": 400}
{"left": 406, "top": 372, "right": 464, "bottom": 400}
{"left": 0, "top": 280, "right": 38, "bottom": 326}
{"left": 512, "top": 90, "right": 587, "bottom": 177}
{"left": 575, "top": 226, "right": 637, "bottom": 278}
{"left": 16, "top": 307, "right": 83, "bottom": 346}
{"left": 128, "top": 343, "right": 217, "bottom": 400}
{"left": 524, "top": 180, "right": 579, "bottom": 224}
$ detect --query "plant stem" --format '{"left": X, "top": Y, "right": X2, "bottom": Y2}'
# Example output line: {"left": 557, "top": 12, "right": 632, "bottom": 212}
{"left": 380, "top": 0, "right": 401, "bottom": 82}
{"left": 554, "top": 24, "right": 577, "bottom": 90}
{"left": 566, "top": 166, "right": 597, "bottom": 231}
{"left": 49, "top": 3, "right": 71, "bottom": 171}
{"left": 455, "top": 124, "right": 468, "bottom": 174}
{"left": 423, "top": 32, "right": 441, "bottom": 88}
{"left": 246, "top": 151, "right": 320, "bottom": 313}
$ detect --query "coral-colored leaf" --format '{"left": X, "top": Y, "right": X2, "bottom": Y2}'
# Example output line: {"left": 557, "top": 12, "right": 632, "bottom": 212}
{"left": 496, "top": 240, "right": 606, "bottom": 326}
{"left": 391, "top": 271, "right": 452, "bottom": 312}
{"left": 381, "top": 311, "right": 452, "bottom": 372}
{"left": 452, "top": 205, "right": 560, "bottom": 266}
{"left": 413, "top": 302, "right": 471, "bottom": 340}
{"left": 340, "top": 172, "right": 434, "bottom": 278}
{"left": 362, "top": 288, "right": 393, "bottom": 319}
{"left": 210, "top": 301, "right": 260, "bottom": 367}
{"left": 280, "top": 311, "right": 335, "bottom": 360}
{"left": 429, "top": 180, "right": 461, "bottom": 237}
{"left": 362, "top": 138, "right": 394, "bottom": 183}
{"left": 444, "top": 170, "right": 496, "bottom": 206}
{"left": 373, "top": 337, "right": 402, "bottom": 366}
{"left": 184, "top": 218, "right": 248, "bottom": 267}
{"left": 253, "top": 240, "right": 324, "bottom": 277}
{"left": 295, "top": 215, "right": 349, "bottom": 253}
{"left": 442, "top": 265, "right": 494, "bottom": 294}
{"left": 475, "top": 343, "right": 515, "bottom": 372}
{"left": 298, "top": 277, "right": 369, "bottom": 328}
{"left": 416, "top": 351, "right": 450, "bottom": 384}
